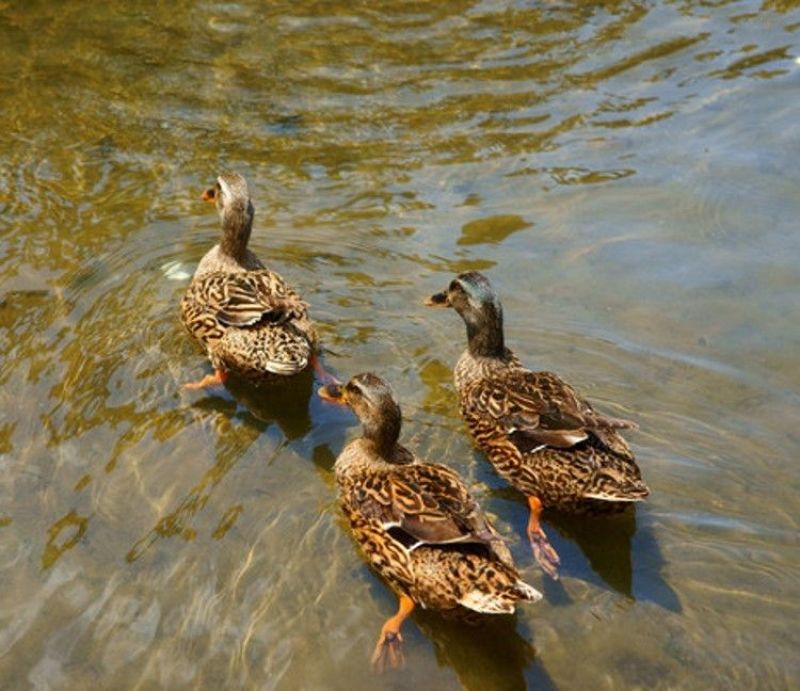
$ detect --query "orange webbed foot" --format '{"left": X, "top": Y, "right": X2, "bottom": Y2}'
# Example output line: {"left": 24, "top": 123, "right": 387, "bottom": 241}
{"left": 529, "top": 527, "right": 561, "bottom": 580}
{"left": 370, "top": 594, "right": 414, "bottom": 672}
{"left": 309, "top": 353, "right": 338, "bottom": 386}
{"left": 527, "top": 496, "right": 560, "bottom": 580}
{"left": 183, "top": 369, "right": 228, "bottom": 390}
{"left": 371, "top": 629, "right": 405, "bottom": 672}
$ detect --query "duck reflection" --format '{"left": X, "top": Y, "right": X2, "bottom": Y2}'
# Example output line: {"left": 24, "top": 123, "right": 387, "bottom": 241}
{"left": 222, "top": 367, "right": 315, "bottom": 442}
{"left": 490, "top": 486, "right": 679, "bottom": 611}
{"left": 415, "top": 611, "right": 557, "bottom": 691}
{"left": 550, "top": 507, "right": 678, "bottom": 611}
{"left": 548, "top": 509, "right": 637, "bottom": 596}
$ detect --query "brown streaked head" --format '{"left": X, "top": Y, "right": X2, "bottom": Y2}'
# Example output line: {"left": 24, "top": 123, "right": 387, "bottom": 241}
{"left": 319, "top": 372, "right": 402, "bottom": 454}
{"left": 426, "top": 272, "right": 506, "bottom": 357}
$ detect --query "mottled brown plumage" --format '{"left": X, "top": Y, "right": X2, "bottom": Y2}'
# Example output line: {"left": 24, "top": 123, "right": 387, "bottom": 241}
{"left": 319, "top": 373, "right": 540, "bottom": 670}
{"left": 180, "top": 172, "right": 317, "bottom": 386}
{"left": 427, "top": 272, "right": 649, "bottom": 577}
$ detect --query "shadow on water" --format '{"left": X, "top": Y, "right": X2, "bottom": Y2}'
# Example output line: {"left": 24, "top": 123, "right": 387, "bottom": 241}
{"left": 415, "top": 611, "right": 557, "bottom": 691}
{"left": 489, "top": 486, "right": 679, "bottom": 611}
{"left": 549, "top": 507, "right": 680, "bottom": 612}
{"left": 553, "top": 509, "right": 634, "bottom": 593}
{"left": 223, "top": 367, "right": 316, "bottom": 443}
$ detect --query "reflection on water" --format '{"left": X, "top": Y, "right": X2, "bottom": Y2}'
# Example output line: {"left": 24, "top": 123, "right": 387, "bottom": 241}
{"left": 1, "top": 0, "right": 799, "bottom": 688}
{"left": 42, "top": 511, "right": 90, "bottom": 571}
{"left": 416, "top": 612, "right": 551, "bottom": 691}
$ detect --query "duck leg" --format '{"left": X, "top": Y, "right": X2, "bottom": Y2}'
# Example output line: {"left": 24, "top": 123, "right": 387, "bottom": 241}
{"left": 371, "top": 594, "right": 415, "bottom": 672}
{"left": 527, "top": 496, "right": 560, "bottom": 579}
{"left": 309, "top": 353, "right": 338, "bottom": 385}
{"left": 184, "top": 369, "right": 228, "bottom": 390}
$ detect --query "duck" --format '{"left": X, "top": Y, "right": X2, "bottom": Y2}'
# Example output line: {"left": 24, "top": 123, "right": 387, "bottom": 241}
{"left": 180, "top": 172, "right": 319, "bottom": 389}
{"left": 426, "top": 271, "right": 649, "bottom": 579}
{"left": 318, "top": 373, "right": 540, "bottom": 670}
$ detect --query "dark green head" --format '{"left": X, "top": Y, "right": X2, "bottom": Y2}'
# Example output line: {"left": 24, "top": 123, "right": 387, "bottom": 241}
{"left": 426, "top": 271, "right": 505, "bottom": 357}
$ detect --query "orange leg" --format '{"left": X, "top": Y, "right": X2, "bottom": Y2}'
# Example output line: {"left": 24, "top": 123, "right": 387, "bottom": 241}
{"left": 183, "top": 369, "right": 228, "bottom": 390}
{"left": 371, "top": 594, "right": 415, "bottom": 672}
{"left": 527, "top": 496, "right": 560, "bottom": 580}
{"left": 309, "top": 353, "right": 338, "bottom": 385}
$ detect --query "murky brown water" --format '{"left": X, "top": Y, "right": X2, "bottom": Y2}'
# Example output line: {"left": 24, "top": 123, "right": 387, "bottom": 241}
{"left": 1, "top": 1, "right": 799, "bottom": 689}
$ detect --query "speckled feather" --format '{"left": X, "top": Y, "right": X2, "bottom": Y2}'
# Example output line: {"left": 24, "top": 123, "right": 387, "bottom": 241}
{"left": 181, "top": 172, "right": 317, "bottom": 384}
{"left": 455, "top": 341, "right": 649, "bottom": 513}
{"left": 181, "top": 269, "right": 316, "bottom": 381}
{"left": 336, "top": 437, "right": 540, "bottom": 614}
{"left": 433, "top": 271, "right": 648, "bottom": 514}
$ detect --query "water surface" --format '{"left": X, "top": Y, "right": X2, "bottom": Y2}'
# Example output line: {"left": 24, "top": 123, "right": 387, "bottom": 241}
{"left": 1, "top": 1, "right": 799, "bottom": 689}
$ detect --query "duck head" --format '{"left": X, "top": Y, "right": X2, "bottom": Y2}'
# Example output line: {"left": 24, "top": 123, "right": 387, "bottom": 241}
{"left": 426, "top": 271, "right": 506, "bottom": 358}
{"left": 319, "top": 373, "right": 402, "bottom": 458}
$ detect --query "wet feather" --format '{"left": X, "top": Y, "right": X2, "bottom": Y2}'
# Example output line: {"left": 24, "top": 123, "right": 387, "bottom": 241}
{"left": 180, "top": 172, "right": 318, "bottom": 384}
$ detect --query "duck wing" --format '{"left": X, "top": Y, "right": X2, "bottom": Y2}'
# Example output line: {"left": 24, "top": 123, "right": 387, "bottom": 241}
{"left": 347, "top": 461, "right": 506, "bottom": 557}
{"left": 204, "top": 271, "right": 308, "bottom": 327}
{"left": 466, "top": 370, "right": 637, "bottom": 453}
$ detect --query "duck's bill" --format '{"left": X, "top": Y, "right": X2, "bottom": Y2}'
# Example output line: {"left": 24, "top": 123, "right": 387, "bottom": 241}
{"left": 201, "top": 187, "right": 216, "bottom": 202}
{"left": 318, "top": 383, "right": 347, "bottom": 404}
{"left": 424, "top": 291, "right": 450, "bottom": 307}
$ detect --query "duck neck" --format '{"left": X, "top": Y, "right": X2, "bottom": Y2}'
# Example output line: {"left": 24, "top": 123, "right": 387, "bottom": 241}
{"left": 363, "top": 409, "right": 402, "bottom": 459}
{"left": 466, "top": 307, "right": 505, "bottom": 358}
{"left": 220, "top": 199, "right": 254, "bottom": 262}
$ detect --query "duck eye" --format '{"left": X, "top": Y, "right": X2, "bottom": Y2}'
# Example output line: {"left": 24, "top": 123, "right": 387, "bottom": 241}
{"left": 449, "top": 281, "right": 462, "bottom": 293}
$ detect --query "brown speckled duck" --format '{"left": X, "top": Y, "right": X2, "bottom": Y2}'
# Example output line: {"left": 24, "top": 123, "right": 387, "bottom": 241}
{"left": 319, "top": 373, "right": 540, "bottom": 670}
{"left": 426, "top": 271, "right": 649, "bottom": 579}
{"left": 180, "top": 172, "right": 319, "bottom": 389}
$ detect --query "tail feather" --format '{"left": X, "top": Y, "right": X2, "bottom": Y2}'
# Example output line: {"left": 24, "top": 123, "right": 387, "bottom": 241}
{"left": 514, "top": 579, "right": 543, "bottom": 603}
{"left": 264, "top": 355, "right": 309, "bottom": 375}
{"left": 582, "top": 491, "right": 647, "bottom": 502}
{"left": 583, "top": 479, "right": 650, "bottom": 502}
{"left": 458, "top": 589, "right": 516, "bottom": 614}
{"left": 458, "top": 578, "right": 542, "bottom": 613}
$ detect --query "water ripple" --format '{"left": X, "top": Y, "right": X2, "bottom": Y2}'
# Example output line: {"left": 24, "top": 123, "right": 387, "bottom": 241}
{"left": 1, "top": 1, "right": 799, "bottom": 689}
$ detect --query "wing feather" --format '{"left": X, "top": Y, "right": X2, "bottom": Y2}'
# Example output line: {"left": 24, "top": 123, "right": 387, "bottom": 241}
{"left": 467, "top": 370, "right": 636, "bottom": 454}
{"left": 347, "top": 462, "right": 506, "bottom": 558}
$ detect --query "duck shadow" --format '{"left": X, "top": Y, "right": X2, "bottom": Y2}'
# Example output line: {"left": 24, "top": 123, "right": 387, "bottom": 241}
{"left": 548, "top": 509, "right": 638, "bottom": 597}
{"left": 548, "top": 506, "right": 680, "bottom": 612}
{"left": 190, "top": 367, "right": 317, "bottom": 443}
{"left": 488, "top": 487, "right": 680, "bottom": 612}
{"left": 414, "top": 610, "right": 557, "bottom": 691}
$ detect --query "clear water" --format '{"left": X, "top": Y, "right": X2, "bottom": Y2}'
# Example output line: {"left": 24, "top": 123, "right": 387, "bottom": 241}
{"left": 1, "top": 1, "right": 799, "bottom": 689}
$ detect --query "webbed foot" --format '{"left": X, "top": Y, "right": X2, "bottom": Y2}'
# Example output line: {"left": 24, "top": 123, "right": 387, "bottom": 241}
{"left": 370, "top": 594, "right": 415, "bottom": 672}
{"left": 527, "top": 495, "right": 560, "bottom": 579}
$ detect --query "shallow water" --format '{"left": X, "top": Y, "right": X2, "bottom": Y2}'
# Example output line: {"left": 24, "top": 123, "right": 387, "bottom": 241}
{"left": 1, "top": 1, "right": 799, "bottom": 689}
